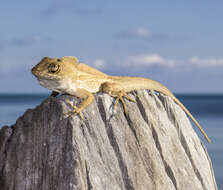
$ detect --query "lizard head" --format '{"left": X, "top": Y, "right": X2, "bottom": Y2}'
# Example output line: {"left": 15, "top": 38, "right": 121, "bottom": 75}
{"left": 31, "top": 56, "right": 79, "bottom": 91}
{"left": 32, "top": 56, "right": 79, "bottom": 80}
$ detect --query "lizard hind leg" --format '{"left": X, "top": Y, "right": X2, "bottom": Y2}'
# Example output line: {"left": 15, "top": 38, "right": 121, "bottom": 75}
{"left": 101, "top": 82, "right": 136, "bottom": 114}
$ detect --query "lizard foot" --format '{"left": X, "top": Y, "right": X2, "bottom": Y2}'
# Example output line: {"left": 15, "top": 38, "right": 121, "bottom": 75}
{"left": 65, "top": 102, "right": 84, "bottom": 120}
{"left": 101, "top": 82, "right": 136, "bottom": 114}
{"left": 114, "top": 90, "right": 136, "bottom": 114}
{"left": 64, "top": 91, "right": 94, "bottom": 120}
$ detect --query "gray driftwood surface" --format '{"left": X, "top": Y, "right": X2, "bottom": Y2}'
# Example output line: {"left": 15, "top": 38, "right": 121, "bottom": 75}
{"left": 0, "top": 90, "right": 217, "bottom": 190}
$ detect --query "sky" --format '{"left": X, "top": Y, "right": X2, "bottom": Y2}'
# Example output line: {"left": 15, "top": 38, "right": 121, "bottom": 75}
{"left": 1, "top": 0, "right": 223, "bottom": 93}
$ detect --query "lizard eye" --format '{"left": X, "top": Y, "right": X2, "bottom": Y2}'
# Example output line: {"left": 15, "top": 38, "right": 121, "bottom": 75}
{"left": 48, "top": 63, "right": 60, "bottom": 74}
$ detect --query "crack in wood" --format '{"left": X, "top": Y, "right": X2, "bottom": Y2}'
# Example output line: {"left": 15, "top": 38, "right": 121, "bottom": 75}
{"left": 97, "top": 96, "right": 135, "bottom": 190}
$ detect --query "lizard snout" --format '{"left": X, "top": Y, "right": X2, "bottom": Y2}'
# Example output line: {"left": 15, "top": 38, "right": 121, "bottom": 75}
{"left": 31, "top": 66, "right": 37, "bottom": 75}
{"left": 31, "top": 66, "right": 40, "bottom": 77}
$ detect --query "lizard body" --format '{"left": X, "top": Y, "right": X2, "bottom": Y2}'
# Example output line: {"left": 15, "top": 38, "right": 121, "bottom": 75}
{"left": 32, "top": 56, "right": 211, "bottom": 143}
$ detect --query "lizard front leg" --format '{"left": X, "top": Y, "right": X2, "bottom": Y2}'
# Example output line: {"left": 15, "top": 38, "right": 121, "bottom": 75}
{"left": 101, "top": 82, "right": 136, "bottom": 114}
{"left": 66, "top": 88, "right": 94, "bottom": 120}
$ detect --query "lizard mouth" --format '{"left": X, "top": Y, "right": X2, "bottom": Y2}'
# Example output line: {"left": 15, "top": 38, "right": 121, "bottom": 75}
{"left": 31, "top": 66, "right": 45, "bottom": 78}
{"left": 31, "top": 67, "right": 61, "bottom": 80}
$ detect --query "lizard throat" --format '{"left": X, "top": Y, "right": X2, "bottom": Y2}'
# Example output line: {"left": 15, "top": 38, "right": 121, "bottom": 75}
{"left": 38, "top": 78, "right": 60, "bottom": 91}
{"left": 37, "top": 78, "right": 77, "bottom": 94}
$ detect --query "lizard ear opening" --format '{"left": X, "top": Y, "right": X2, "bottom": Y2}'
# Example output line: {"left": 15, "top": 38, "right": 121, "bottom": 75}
{"left": 61, "top": 56, "right": 79, "bottom": 65}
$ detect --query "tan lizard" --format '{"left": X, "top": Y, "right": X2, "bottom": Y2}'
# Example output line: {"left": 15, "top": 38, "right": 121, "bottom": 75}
{"left": 31, "top": 56, "right": 211, "bottom": 143}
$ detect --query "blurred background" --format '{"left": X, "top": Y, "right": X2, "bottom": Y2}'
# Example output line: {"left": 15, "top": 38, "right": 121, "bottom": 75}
{"left": 0, "top": 0, "right": 222, "bottom": 188}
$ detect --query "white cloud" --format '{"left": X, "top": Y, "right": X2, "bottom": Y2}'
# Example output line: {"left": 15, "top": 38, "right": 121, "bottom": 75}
{"left": 92, "top": 59, "right": 105, "bottom": 68}
{"left": 42, "top": 1, "right": 103, "bottom": 17}
{"left": 189, "top": 56, "right": 223, "bottom": 66}
{"left": 124, "top": 54, "right": 176, "bottom": 67}
{"left": 135, "top": 27, "right": 152, "bottom": 38}
{"left": 6, "top": 35, "right": 52, "bottom": 47}
{"left": 122, "top": 54, "right": 223, "bottom": 69}
{"left": 189, "top": 56, "right": 200, "bottom": 64}
{"left": 9, "top": 36, "right": 41, "bottom": 46}
{"left": 126, "top": 54, "right": 163, "bottom": 65}
{"left": 118, "top": 26, "right": 173, "bottom": 42}
{"left": 119, "top": 27, "right": 153, "bottom": 40}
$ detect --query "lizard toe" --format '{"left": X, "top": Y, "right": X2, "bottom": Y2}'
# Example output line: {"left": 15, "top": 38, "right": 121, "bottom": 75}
{"left": 65, "top": 102, "right": 85, "bottom": 120}
{"left": 114, "top": 94, "right": 128, "bottom": 115}
{"left": 70, "top": 106, "right": 84, "bottom": 120}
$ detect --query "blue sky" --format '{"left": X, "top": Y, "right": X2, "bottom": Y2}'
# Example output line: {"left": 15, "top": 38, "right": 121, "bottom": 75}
{"left": 1, "top": 0, "right": 223, "bottom": 93}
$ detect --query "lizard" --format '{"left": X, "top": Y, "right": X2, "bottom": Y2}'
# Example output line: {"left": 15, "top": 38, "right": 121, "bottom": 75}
{"left": 31, "top": 56, "right": 211, "bottom": 143}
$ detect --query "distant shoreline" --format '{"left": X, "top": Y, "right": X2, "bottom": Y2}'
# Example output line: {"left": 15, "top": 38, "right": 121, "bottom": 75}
{"left": 0, "top": 93, "right": 223, "bottom": 97}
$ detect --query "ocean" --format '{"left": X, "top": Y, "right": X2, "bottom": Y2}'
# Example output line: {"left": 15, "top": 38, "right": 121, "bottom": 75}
{"left": 0, "top": 93, "right": 222, "bottom": 188}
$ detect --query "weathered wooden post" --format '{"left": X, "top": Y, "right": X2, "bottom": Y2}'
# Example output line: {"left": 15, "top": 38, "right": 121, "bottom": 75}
{"left": 0, "top": 91, "right": 218, "bottom": 190}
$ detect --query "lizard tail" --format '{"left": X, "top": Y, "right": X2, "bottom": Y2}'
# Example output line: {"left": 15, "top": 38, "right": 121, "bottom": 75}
{"left": 158, "top": 87, "right": 211, "bottom": 143}
{"left": 111, "top": 76, "right": 211, "bottom": 142}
